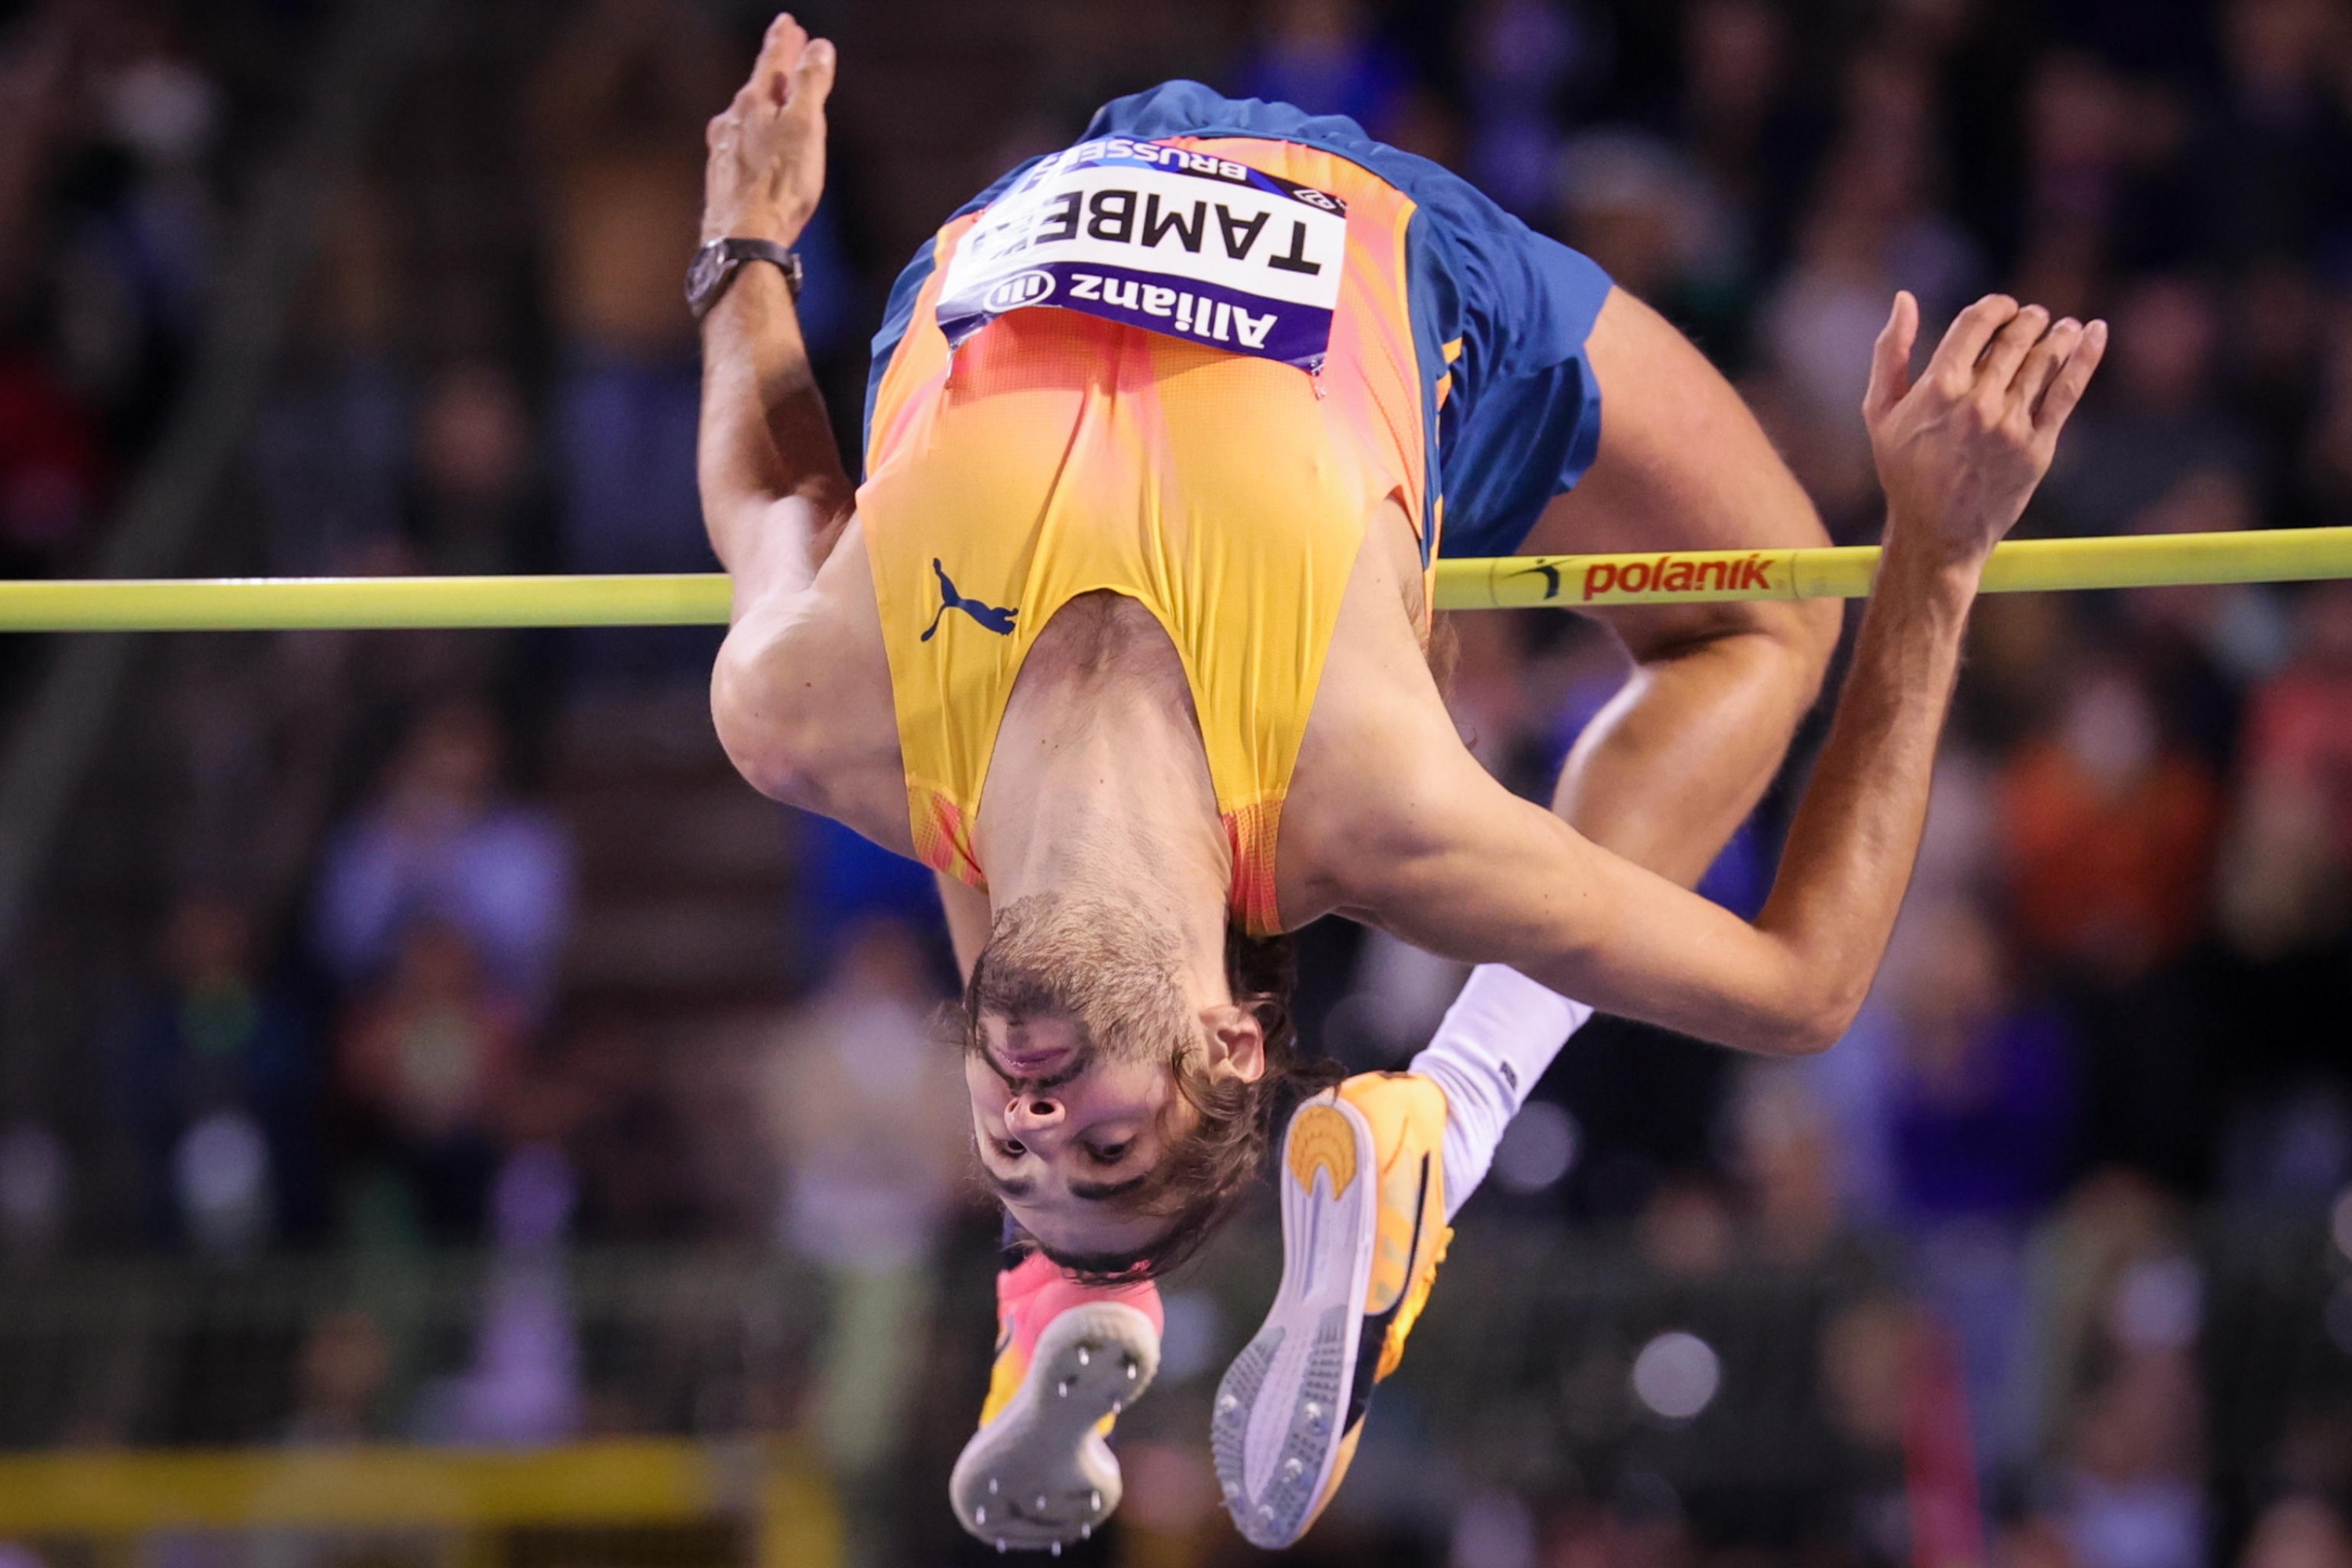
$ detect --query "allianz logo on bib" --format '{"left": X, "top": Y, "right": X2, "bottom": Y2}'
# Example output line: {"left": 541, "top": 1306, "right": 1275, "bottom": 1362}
{"left": 982, "top": 269, "right": 1057, "bottom": 313}
{"left": 1066, "top": 274, "right": 1279, "bottom": 350}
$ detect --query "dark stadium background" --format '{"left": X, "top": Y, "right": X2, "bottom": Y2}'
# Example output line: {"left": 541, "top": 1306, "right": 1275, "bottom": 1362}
{"left": 2, "top": 1, "right": 2351, "bottom": 1565}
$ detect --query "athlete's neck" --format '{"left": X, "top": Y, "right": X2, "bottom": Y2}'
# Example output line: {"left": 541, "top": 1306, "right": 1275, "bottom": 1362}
{"left": 980, "top": 597, "right": 1234, "bottom": 996}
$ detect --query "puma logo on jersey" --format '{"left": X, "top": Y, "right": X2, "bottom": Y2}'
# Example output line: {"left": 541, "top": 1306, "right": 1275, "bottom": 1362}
{"left": 922, "top": 560, "right": 1019, "bottom": 641}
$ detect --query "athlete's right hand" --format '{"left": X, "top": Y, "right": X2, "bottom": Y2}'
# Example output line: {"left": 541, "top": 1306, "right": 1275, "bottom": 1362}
{"left": 702, "top": 13, "right": 834, "bottom": 249}
{"left": 1862, "top": 290, "right": 2107, "bottom": 575}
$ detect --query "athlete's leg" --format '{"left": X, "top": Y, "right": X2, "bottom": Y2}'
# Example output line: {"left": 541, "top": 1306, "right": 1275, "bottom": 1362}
{"left": 1410, "top": 964, "right": 1593, "bottom": 1217}
{"left": 1525, "top": 287, "right": 1842, "bottom": 883}
{"left": 1403, "top": 291, "right": 1840, "bottom": 1219}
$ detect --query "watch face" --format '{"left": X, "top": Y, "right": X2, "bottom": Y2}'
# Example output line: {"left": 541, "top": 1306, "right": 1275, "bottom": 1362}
{"left": 687, "top": 245, "right": 727, "bottom": 310}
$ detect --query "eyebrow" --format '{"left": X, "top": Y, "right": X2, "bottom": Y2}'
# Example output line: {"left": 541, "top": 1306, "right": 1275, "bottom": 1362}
{"left": 978, "top": 1166, "right": 1146, "bottom": 1205}
{"left": 984, "top": 1168, "right": 1037, "bottom": 1200}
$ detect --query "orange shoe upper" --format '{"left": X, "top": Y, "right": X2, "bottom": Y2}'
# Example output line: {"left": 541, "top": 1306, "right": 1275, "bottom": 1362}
{"left": 1336, "top": 1073, "right": 1452, "bottom": 1385}
{"left": 979, "top": 1252, "right": 1164, "bottom": 1429}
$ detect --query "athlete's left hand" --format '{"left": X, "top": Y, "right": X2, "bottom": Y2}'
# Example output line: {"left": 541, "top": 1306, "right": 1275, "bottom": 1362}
{"left": 1863, "top": 291, "right": 2107, "bottom": 575}
{"left": 702, "top": 13, "right": 834, "bottom": 248}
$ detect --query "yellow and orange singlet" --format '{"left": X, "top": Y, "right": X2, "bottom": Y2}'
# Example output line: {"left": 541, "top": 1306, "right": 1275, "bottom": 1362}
{"left": 858, "top": 138, "right": 1432, "bottom": 937}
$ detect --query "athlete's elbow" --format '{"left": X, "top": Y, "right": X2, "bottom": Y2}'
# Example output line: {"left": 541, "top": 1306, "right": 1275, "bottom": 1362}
{"left": 1733, "top": 968, "right": 1866, "bottom": 1058}
{"left": 711, "top": 626, "right": 822, "bottom": 807}
{"left": 1771, "top": 978, "right": 1867, "bottom": 1056}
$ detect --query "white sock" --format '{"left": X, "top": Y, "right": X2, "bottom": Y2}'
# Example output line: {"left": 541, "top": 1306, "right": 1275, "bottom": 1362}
{"left": 1408, "top": 964, "right": 1595, "bottom": 1218}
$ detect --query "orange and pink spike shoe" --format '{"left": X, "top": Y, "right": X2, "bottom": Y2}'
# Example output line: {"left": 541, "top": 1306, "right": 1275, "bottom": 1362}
{"left": 949, "top": 1250, "right": 1163, "bottom": 1552}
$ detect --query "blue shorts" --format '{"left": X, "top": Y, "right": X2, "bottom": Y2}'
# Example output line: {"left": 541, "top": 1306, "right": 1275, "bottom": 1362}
{"left": 866, "top": 81, "right": 1615, "bottom": 560}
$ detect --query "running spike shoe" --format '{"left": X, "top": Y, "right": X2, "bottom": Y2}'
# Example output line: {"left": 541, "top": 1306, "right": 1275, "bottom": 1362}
{"left": 1212, "top": 1071, "right": 1452, "bottom": 1549}
{"left": 949, "top": 1250, "right": 1163, "bottom": 1552}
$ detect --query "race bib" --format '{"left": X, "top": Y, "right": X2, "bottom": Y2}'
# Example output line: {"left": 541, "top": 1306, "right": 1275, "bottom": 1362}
{"left": 935, "top": 136, "right": 1348, "bottom": 372}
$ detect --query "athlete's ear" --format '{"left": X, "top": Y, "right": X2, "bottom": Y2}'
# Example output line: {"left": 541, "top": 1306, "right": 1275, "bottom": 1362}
{"left": 1200, "top": 1004, "right": 1267, "bottom": 1083}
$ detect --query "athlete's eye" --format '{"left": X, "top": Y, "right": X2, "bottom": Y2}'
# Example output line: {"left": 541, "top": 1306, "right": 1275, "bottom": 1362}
{"left": 1087, "top": 1142, "right": 1131, "bottom": 1165}
{"left": 998, "top": 1139, "right": 1025, "bottom": 1159}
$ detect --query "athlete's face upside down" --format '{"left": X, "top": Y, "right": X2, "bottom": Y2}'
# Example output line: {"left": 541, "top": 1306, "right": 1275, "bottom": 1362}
{"left": 965, "top": 1006, "right": 1192, "bottom": 1259}
{"left": 958, "top": 893, "right": 1314, "bottom": 1279}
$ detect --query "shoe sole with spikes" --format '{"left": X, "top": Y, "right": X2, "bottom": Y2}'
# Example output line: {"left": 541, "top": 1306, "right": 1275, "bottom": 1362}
{"left": 949, "top": 1300, "right": 1160, "bottom": 1553}
{"left": 1212, "top": 1091, "right": 1385, "bottom": 1549}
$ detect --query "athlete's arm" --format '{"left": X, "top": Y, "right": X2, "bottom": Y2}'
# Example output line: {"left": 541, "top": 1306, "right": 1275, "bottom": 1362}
{"left": 1352, "top": 294, "right": 2105, "bottom": 1054}
{"left": 1534, "top": 290, "right": 1842, "bottom": 886}
{"left": 695, "top": 14, "right": 851, "bottom": 611}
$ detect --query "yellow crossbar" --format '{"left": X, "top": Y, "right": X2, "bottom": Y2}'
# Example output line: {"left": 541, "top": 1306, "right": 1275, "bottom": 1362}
{"left": 0, "top": 528, "right": 2346, "bottom": 630}
{"left": 0, "top": 1437, "right": 840, "bottom": 1561}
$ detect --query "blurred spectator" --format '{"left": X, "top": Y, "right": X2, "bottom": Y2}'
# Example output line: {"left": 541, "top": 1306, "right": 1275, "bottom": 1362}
{"left": 0, "top": 339, "right": 103, "bottom": 575}
{"left": 284, "top": 1308, "right": 391, "bottom": 1445}
{"left": 527, "top": 0, "right": 729, "bottom": 684}
{"left": 1730, "top": 1065, "right": 1847, "bottom": 1266}
{"left": 122, "top": 894, "right": 323, "bottom": 1248}
{"left": 406, "top": 360, "right": 547, "bottom": 579}
{"left": 2060, "top": 1346, "right": 2207, "bottom": 1568}
{"left": 337, "top": 918, "right": 528, "bottom": 1240}
{"left": 2190, "top": 0, "right": 2352, "bottom": 272}
{"left": 1555, "top": 131, "right": 1732, "bottom": 318}
{"left": 1998, "top": 656, "right": 2221, "bottom": 985}
{"left": 1824, "top": 899, "right": 2078, "bottom": 1474}
{"left": 412, "top": 1144, "right": 583, "bottom": 1444}
{"left": 252, "top": 180, "right": 410, "bottom": 575}
{"left": 537, "top": 1021, "right": 698, "bottom": 1242}
{"left": 2044, "top": 277, "right": 2257, "bottom": 536}
{"left": 2019, "top": 1171, "right": 2190, "bottom": 1461}
{"left": 314, "top": 697, "right": 574, "bottom": 1011}
{"left": 1232, "top": 0, "right": 1410, "bottom": 140}
{"left": 0, "top": 1120, "right": 68, "bottom": 1260}
{"left": 1674, "top": 0, "right": 1817, "bottom": 267}
{"left": 1462, "top": 0, "right": 1597, "bottom": 219}
{"left": 2299, "top": 314, "right": 2352, "bottom": 528}
{"left": 1998, "top": 1515, "right": 2081, "bottom": 1568}
{"left": 1759, "top": 52, "right": 1980, "bottom": 528}
{"left": 761, "top": 920, "right": 967, "bottom": 1479}
{"left": 1638, "top": 1175, "right": 1737, "bottom": 1278}
{"left": 2238, "top": 1497, "right": 2352, "bottom": 1568}
{"left": 2119, "top": 470, "right": 2282, "bottom": 770}
{"left": 0, "top": 31, "right": 106, "bottom": 578}
{"left": 1998, "top": 656, "right": 2222, "bottom": 1185}
{"left": 2217, "top": 580, "right": 2352, "bottom": 961}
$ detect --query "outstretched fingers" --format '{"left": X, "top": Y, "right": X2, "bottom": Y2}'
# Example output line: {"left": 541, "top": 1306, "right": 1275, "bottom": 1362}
{"left": 2009, "top": 317, "right": 2082, "bottom": 416}
{"left": 1863, "top": 291, "right": 1920, "bottom": 424}
{"left": 732, "top": 13, "right": 807, "bottom": 111}
{"left": 2033, "top": 319, "right": 2109, "bottom": 437}
{"left": 786, "top": 34, "right": 834, "bottom": 115}
{"left": 1975, "top": 303, "right": 2049, "bottom": 403}
{"left": 1923, "top": 294, "right": 2019, "bottom": 392}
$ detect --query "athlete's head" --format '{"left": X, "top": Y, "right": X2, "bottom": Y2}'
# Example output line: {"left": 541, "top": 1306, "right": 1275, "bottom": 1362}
{"left": 959, "top": 891, "right": 1325, "bottom": 1279}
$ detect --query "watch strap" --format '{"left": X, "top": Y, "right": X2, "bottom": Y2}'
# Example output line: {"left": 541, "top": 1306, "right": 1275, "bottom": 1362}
{"left": 689, "top": 238, "right": 804, "bottom": 319}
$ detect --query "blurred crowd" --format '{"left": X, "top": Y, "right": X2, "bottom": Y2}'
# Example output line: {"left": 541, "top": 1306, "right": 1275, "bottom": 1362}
{"left": 4, "top": 0, "right": 2352, "bottom": 1563}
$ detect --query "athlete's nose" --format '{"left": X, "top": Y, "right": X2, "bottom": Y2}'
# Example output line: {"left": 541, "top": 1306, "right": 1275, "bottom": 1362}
{"left": 1005, "top": 1094, "right": 1064, "bottom": 1133}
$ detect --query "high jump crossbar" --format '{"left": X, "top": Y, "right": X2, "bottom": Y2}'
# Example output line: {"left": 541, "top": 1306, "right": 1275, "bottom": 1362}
{"left": 0, "top": 528, "right": 2347, "bottom": 631}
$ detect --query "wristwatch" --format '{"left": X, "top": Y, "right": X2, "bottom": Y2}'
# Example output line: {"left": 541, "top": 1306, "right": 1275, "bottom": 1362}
{"left": 686, "top": 238, "right": 804, "bottom": 320}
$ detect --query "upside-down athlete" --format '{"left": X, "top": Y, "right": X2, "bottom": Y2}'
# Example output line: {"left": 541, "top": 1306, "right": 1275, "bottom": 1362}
{"left": 691, "top": 17, "right": 2106, "bottom": 1552}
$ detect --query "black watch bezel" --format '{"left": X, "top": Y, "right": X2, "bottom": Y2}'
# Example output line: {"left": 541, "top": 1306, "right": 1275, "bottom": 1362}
{"left": 687, "top": 238, "right": 803, "bottom": 320}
